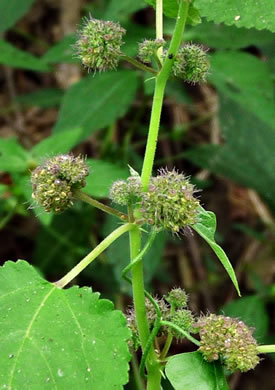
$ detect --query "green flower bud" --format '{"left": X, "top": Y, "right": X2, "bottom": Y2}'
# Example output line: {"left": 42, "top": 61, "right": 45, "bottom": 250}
{"left": 140, "top": 168, "right": 200, "bottom": 233}
{"left": 195, "top": 314, "right": 259, "bottom": 372}
{"left": 165, "top": 288, "right": 188, "bottom": 309}
{"left": 75, "top": 17, "right": 126, "bottom": 72}
{"left": 109, "top": 175, "right": 142, "bottom": 206}
{"left": 168, "top": 309, "right": 195, "bottom": 339}
{"left": 31, "top": 154, "right": 89, "bottom": 213}
{"left": 138, "top": 39, "right": 165, "bottom": 63}
{"left": 172, "top": 44, "right": 209, "bottom": 83}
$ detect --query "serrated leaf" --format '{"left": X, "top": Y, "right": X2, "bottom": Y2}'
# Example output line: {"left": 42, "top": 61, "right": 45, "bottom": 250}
{"left": 184, "top": 95, "right": 275, "bottom": 209}
{"left": 221, "top": 295, "right": 269, "bottom": 342}
{"left": 31, "top": 128, "right": 83, "bottom": 157}
{"left": 0, "top": 40, "right": 49, "bottom": 71}
{"left": 0, "top": 137, "right": 29, "bottom": 173}
{"left": 194, "top": 0, "right": 275, "bottom": 32}
{"left": 209, "top": 51, "right": 275, "bottom": 126}
{"left": 53, "top": 71, "right": 139, "bottom": 140}
{"left": 42, "top": 35, "right": 78, "bottom": 64}
{"left": 0, "top": 260, "right": 131, "bottom": 390}
{"left": 193, "top": 207, "right": 240, "bottom": 296}
{"left": 0, "top": 0, "right": 35, "bottom": 33}
{"left": 166, "top": 351, "right": 229, "bottom": 390}
{"left": 15, "top": 88, "right": 64, "bottom": 108}
{"left": 85, "top": 159, "right": 128, "bottom": 198}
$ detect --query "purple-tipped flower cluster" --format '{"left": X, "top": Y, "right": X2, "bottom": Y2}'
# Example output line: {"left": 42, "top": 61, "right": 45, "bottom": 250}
{"left": 31, "top": 154, "right": 89, "bottom": 213}
{"left": 109, "top": 175, "right": 141, "bottom": 206}
{"left": 172, "top": 44, "right": 209, "bottom": 83}
{"left": 138, "top": 39, "right": 165, "bottom": 63}
{"left": 140, "top": 168, "right": 200, "bottom": 233}
{"left": 195, "top": 314, "right": 259, "bottom": 372}
{"left": 75, "top": 17, "right": 126, "bottom": 72}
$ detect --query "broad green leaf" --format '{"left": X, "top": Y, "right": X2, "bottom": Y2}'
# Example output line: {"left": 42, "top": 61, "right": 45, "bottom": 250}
{"left": 184, "top": 95, "right": 275, "bottom": 209}
{"left": 31, "top": 128, "right": 83, "bottom": 157}
{"left": 194, "top": 0, "right": 275, "bottom": 32}
{"left": 193, "top": 207, "right": 240, "bottom": 296}
{"left": 0, "top": 0, "right": 35, "bottom": 33}
{"left": 42, "top": 35, "right": 78, "bottom": 64}
{"left": 0, "top": 137, "right": 28, "bottom": 173}
{"left": 209, "top": 51, "right": 274, "bottom": 126}
{"left": 0, "top": 260, "right": 131, "bottom": 390}
{"left": 166, "top": 351, "right": 229, "bottom": 390}
{"left": 0, "top": 40, "right": 49, "bottom": 71}
{"left": 85, "top": 159, "right": 128, "bottom": 198}
{"left": 187, "top": 21, "right": 275, "bottom": 49}
{"left": 104, "top": 0, "right": 147, "bottom": 21}
{"left": 145, "top": 0, "right": 201, "bottom": 24}
{"left": 221, "top": 296, "right": 269, "bottom": 342}
{"left": 53, "top": 71, "right": 139, "bottom": 140}
{"left": 15, "top": 88, "right": 64, "bottom": 108}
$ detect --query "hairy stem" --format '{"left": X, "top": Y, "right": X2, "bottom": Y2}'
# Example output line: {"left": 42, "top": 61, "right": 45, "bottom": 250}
{"left": 73, "top": 189, "right": 128, "bottom": 221}
{"left": 141, "top": 0, "right": 190, "bottom": 191}
{"left": 122, "top": 55, "right": 158, "bottom": 75}
{"left": 55, "top": 223, "right": 133, "bottom": 288}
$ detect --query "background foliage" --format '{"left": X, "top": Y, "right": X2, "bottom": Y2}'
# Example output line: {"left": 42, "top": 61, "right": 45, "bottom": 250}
{"left": 0, "top": 0, "right": 274, "bottom": 389}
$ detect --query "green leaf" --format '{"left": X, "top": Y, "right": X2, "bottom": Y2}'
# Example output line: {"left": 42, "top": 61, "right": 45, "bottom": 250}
{"left": 209, "top": 51, "right": 274, "bottom": 126}
{"left": 145, "top": 0, "right": 201, "bottom": 24}
{"left": 194, "top": 0, "right": 275, "bottom": 32}
{"left": 53, "top": 71, "right": 139, "bottom": 140}
{"left": 104, "top": 0, "right": 147, "bottom": 21}
{"left": 221, "top": 295, "right": 269, "bottom": 342}
{"left": 85, "top": 159, "right": 128, "bottom": 198}
{"left": 0, "top": 260, "right": 131, "bottom": 389}
{"left": 42, "top": 35, "right": 78, "bottom": 64}
{"left": 0, "top": 0, "right": 35, "bottom": 33}
{"left": 166, "top": 351, "right": 229, "bottom": 390}
{"left": 193, "top": 207, "right": 240, "bottom": 296}
{"left": 31, "top": 128, "right": 83, "bottom": 158}
{"left": 0, "top": 137, "right": 28, "bottom": 173}
{"left": 15, "top": 88, "right": 64, "bottom": 108}
{"left": 184, "top": 95, "right": 275, "bottom": 209}
{"left": 0, "top": 40, "right": 49, "bottom": 71}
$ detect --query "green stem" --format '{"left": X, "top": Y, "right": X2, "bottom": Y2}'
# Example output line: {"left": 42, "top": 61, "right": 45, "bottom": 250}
{"left": 55, "top": 223, "right": 133, "bottom": 288}
{"left": 156, "top": 0, "right": 163, "bottom": 60}
{"left": 257, "top": 345, "right": 275, "bottom": 354}
{"left": 73, "top": 189, "right": 128, "bottom": 222}
{"left": 160, "top": 304, "right": 175, "bottom": 360}
{"left": 160, "top": 320, "right": 200, "bottom": 347}
{"left": 140, "top": 0, "right": 190, "bottom": 191}
{"left": 122, "top": 55, "right": 158, "bottom": 75}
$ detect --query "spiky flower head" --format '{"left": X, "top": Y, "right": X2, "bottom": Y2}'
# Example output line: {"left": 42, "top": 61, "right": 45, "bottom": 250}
{"left": 195, "top": 314, "right": 259, "bottom": 372}
{"left": 165, "top": 288, "right": 188, "bottom": 309}
{"left": 109, "top": 173, "right": 142, "bottom": 206}
{"left": 75, "top": 16, "right": 126, "bottom": 72}
{"left": 138, "top": 39, "right": 165, "bottom": 63}
{"left": 168, "top": 309, "right": 195, "bottom": 339}
{"left": 31, "top": 154, "right": 89, "bottom": 213}
{"left": 172, "top": 44, "right": 209, "bottom": 83}
{"left": 140, "top": 168, "right": 200, "bottom": 233}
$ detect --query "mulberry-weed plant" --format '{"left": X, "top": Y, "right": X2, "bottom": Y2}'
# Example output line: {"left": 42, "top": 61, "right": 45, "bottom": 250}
{"left": 2, "top": 1, "right": 275, "bottom": 390}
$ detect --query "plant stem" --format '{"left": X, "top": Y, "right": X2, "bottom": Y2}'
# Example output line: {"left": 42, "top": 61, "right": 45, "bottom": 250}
{"left": 73, "top": 189, "right": 128, "bottom": 222}
{"left": 257, "top": 345, "right": 275, "bottom": 354}
{"left": 122, "top": 55, "right": 158, "bottom": 75}
{"left": 160, "top": 304, "right": 175, "bottom": 360}
{"left": 160, "top": 320, "right": 200, "bottom": 347}
{"left": 156, "top": 0, "right": 163, "bottom": 60}
{"left": 55, "top": 223, "right": 133, "bottom": 288}
{"left": 141, "top": 0, "right": 190, "bottom": 191}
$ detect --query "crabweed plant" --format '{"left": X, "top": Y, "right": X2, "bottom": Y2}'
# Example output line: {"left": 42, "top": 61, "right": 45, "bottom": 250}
{"left": 1, "top": 1, "right": 275, "bottom": 390}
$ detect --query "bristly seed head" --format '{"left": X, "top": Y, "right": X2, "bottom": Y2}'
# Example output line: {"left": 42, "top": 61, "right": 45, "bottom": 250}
{"left": 31, "top": 154, "right": 89, "bottom": 213}
{"left": 74, "top": 16, "right": 126, "bottom": 72}
{"left": 138, "top": 39, "right": 165, "bottom": 63}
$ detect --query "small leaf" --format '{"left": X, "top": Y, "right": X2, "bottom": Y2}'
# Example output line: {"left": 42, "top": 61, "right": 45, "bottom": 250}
{"left": 166, "top": 351, "right": 229, "bottom": 390}
{"left": 221, "top": 295, "right": 269, "bottom": 342}
{"left": 15, "top": 88, "right": 64, "bottom": 108}
{"left": 53, "top": 71, "right": 139, "bottom": 141}
{"left": 194, "top": 0, "right": 275, "bottom": 32}
{"left": 85, "top": 159, "right": 128, "bottom": 198}
{"left": 0, "top": 40, "right": 49, "bottom": 71}
{"left": 0, "top": 137, "right": 29, "bottom": 172}
{"left": 193, "top": 207, "right": 240, "bottom": 296}
{"left": 0, "top": 260, "right": 131, "bottom": 390}
{"left": 31, "top": 128, "right": 83, "bottom": 157}
{"left": 0, "top": 0, "right": 35, "bottom": 33}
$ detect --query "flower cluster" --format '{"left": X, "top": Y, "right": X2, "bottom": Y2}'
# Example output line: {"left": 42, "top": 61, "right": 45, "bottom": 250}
{"left": 75, "top": 16, "right": 126, "bottom": 72}
{"left": 138, "top": 39, "right": 165, "bottom": 63}
{"left": 140, "top": 168, "right": 200, "bottom": 234}
{"left": 195, "top": 314, "right": 259, "bottom": 372}
{"left": 31, "top": 154, "right": 89, "bottom": 213}
{"left": 109, "top": 175, "right": 141, "bottom": 206}
{"left": 172, "top": 44, "right": 209, "bottom": 83}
